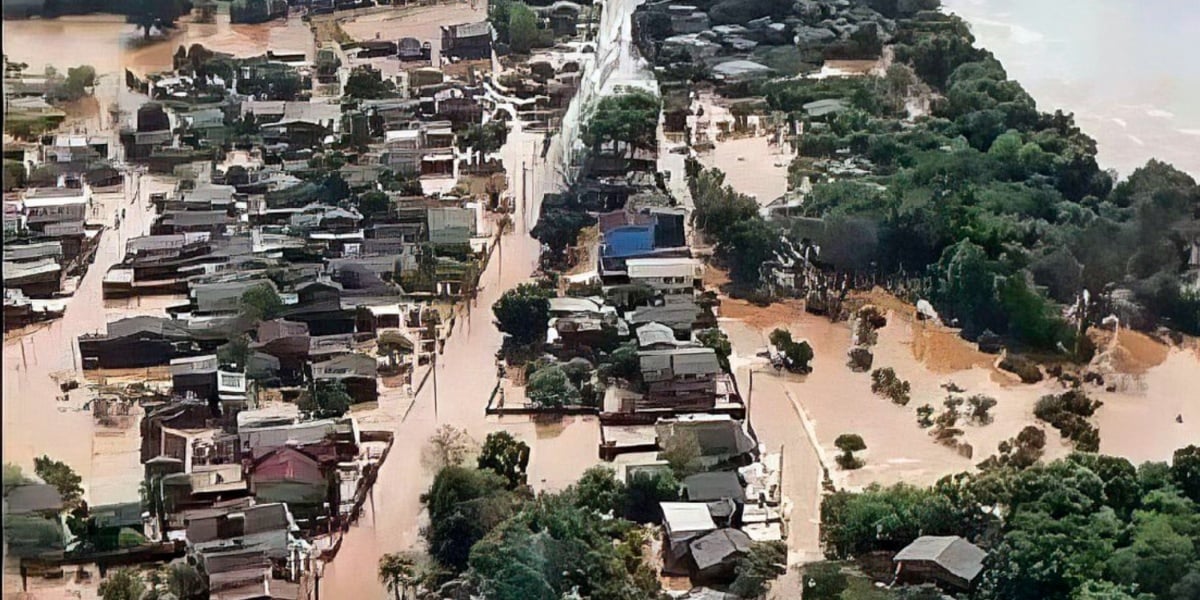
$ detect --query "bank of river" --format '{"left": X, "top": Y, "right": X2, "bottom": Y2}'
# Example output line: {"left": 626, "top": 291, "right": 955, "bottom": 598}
{"left": 942, "top": 0, "right": 1200, "bottom": 177}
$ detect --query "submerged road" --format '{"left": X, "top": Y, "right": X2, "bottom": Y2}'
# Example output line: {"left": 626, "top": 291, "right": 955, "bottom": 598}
{"left": 2, "top": 172, "right": 178, "bottom": 506}
{"left": 317, "top": 122, "right": 602, "bottom": 598}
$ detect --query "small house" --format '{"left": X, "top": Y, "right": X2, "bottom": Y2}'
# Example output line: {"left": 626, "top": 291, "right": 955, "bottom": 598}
{"left": 249, "top": 445, "right": 338, "bottom": 522}
{"left": 656, "top": 415, "right": 757, "bottom": 469}
{"left": 660, "top": 502, "right": 717, "bottom": 575}
{"left": 441, "top": 21, "right": 494, "bottom": 61}
{"left": 171, "top": 354, "right": 220, "bottom": 401}
{"left": 689, "top": 528, "right": 753, "bottom": 582}
{"left": 311, "top": 353, "right": 378, "bottom": 403}
{"left": 626, "top": 257, "right": 703, "bottom": 301}
{"left": 893, "top": 535, "right": 987, "bottom": 591}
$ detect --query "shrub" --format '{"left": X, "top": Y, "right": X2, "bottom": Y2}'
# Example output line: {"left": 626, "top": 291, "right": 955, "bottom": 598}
{"left": 526, "top": 365, "right": 581, "bottom": 408}
{"left": 1034, "top": 390, "right": 1102, "bottom": 451}
{"left": 967, "top": 394, "right": 998, "bottom": 424}
{"left": 916, "top": 404, "right": 935, "bottom": 428}
{"left": 870, "top": 367, "right": 911, "bottom": 405}
{"left": 999, "top": 353, "right": 1043, "bottom": 383}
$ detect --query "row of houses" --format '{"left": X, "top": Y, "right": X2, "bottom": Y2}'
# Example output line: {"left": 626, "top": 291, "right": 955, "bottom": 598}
{"left": 3, "top": 133, "right": 124, "bottom": 329}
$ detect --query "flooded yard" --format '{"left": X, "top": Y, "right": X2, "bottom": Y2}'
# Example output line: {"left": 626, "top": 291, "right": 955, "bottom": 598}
{"left": 719, "top": 289, "right": 1200, "bottom": 495}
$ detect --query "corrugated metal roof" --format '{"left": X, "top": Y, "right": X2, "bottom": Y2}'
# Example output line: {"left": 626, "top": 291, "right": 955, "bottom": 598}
{"left": 660, "top": 502, "right": 716, "bottom": 536}
{"left": 626, "top": 257, "right": 702, "bottom": 280}
{"left": 894, "top": 536, "right": 987, "bottom": 582}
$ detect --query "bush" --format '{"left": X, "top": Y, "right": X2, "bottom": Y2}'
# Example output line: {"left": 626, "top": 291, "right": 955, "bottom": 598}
{"left": 526, "top": 365, "right": 581, "bottom": 408}
{"left": 979, "top": 425, "right": 1046, "bottom": 470}
{"left": 999, "top": 353, "right": 1043, "bottom": 383}
{"left": 967, "top": 394, "right": 998, "bottom": 424}
{"left": 1034, "top": 390, "right": 1102, "bottom": 451}
{"left": 870, "top": 367, "right": 911, "bottom": 405}
{"left": 298, "top": 380, "right": 352, "bottom": 418}
{"left": 801, "top": 562, "right": 849, "bottom": 600}
{"left": 770, "top": 328, "right": 814, "bottom": 373}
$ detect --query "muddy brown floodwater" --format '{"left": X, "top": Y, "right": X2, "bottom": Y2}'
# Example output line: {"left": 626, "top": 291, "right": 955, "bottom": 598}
{"left": 316, "top": 124, "right": 605, "bottom": 599}
{"left": 3, "top": 174, "right": 179, "bottom": 508}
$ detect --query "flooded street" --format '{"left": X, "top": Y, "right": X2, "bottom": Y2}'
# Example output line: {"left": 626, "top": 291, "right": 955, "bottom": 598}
{"left": 2, "top": 9, "right": 312, "bottom": 504}
{"left": 3, "top": 173, "right": 178, "bottom": 506}
{"left": 317, "top": 122, "right": 605, "bottom": 598}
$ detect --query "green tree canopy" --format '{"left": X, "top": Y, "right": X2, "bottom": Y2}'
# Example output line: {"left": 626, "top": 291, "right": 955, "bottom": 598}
{"left": 525, "top": 365, "right": 581, "bottom": 408}
{"left": 582, "top": 91, "right": 662, "bottom": 159}
{"left": 477, "top": 431, "right": 531, "bottom": 489}
{"left": 33, "top": 455, "right": 82, "bottom": 508}
{"left": 298, "top": 379, "right": 353, "bottom": 418}
{"left": 492, "top": 283, "right": 553, "bottom": 346}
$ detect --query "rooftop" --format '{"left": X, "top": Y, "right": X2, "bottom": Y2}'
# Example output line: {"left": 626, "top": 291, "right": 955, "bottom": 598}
{"left": 894, "top": 536, "right": 987, "bottom": 582}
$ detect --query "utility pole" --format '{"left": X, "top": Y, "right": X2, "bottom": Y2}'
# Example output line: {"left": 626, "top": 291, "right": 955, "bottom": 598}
{"left": 521, "top": 160, "right": 527, "bottom": 226}
{"left": 432, "top": 345, "right": 439, "bottom": 421}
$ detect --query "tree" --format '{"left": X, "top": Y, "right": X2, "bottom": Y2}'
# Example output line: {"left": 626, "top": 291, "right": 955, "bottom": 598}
{"left": 99, "top": 568, "right": 146, "bottom": 600}
{"left": 128, "top": 0, "right": 188, "bottom": 40}
{"left": 161, "top": 562, "right": 207, "bottom": 600}
{"left": 834, "top": 434, "right": 866, "bottom": 470}
{"left": 622, "top": 469, "right": 679, "bottom": 523}
{"left": 572, "top": 466, "right": 624, "bottom": 516}
{"left": 530, "top": 208, "right": 596, "bottom": 262}
{"left": 730, "top": 541, "right": 788, "bottom": 598}
{"left": 217, "top": 334, "right": 251, "bottom": 369}
{"left": 421, "top": 466, "right": 519, "bottom": 572}
{"left": 770, "top": 329, "right": 814, "bottom": 373}
{"left": 423, "top": 425, "right": 475, "bottom": 471}
{"left": 1170, "top": 571, "right": 1200, "bottom": 600}
{"left": 3, "top": 462, "right": 32, "bottom": 495}
{"left": 298, "top": 380, "right": 352, "bottom": 418}
{"left": 357, "top": 190, "right": 391, "bottom": 219}
{"left": 525, "top": 365, "right": 581, "bottom": 408}
{"left": 582, "top": 91, "right": 661, "bottom": 160}
{"left": 239, "top": 283, "right": 283, "bottom": 322}
{"left": 457, "top": 121, "right": 509, "bottom": 155}
{"left": 1170, "top": 445, "right": 1200, "bottom": 503}
{"left": 691, "top": 167, "right": 759, "bottom": 242}
{"left": 469, "top": 492, "right": 659, "bottom": 600}
{"left": 720, "top": 217, "right": 781, "bottom": 287}
{"left": 660, "top": 431, "right": 702, "bottom": 478}
{"left": 477, "top": 431, "right": 531, "bottom": 489}
{"left": 932, "top": 239, "right": 1002, "bottom": 338}
{"left": 508, "top": 3, "right": 539, "bottom": 54}
{"left": 46, "top": 64, "right": 97, "bottom": 103}
{"left": 33, "top": 455, "right": 82, "bottom": 508}
{"left": 696, "top": 328, "right": 732, "bottom": 371}
{"left": 488, "top": 0, "right": 513, "bottom": 43}
{"left": 916, "top": 404, "right": 935, "bottom": 428}
{"left": 379, "top": 553, "right": 419, "bottom": 600}
{"left": 492, "top": 283, "right": 552, "bottom": 346}
{"left": 344, "top": 65, "right": 396, "bottom": 99}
